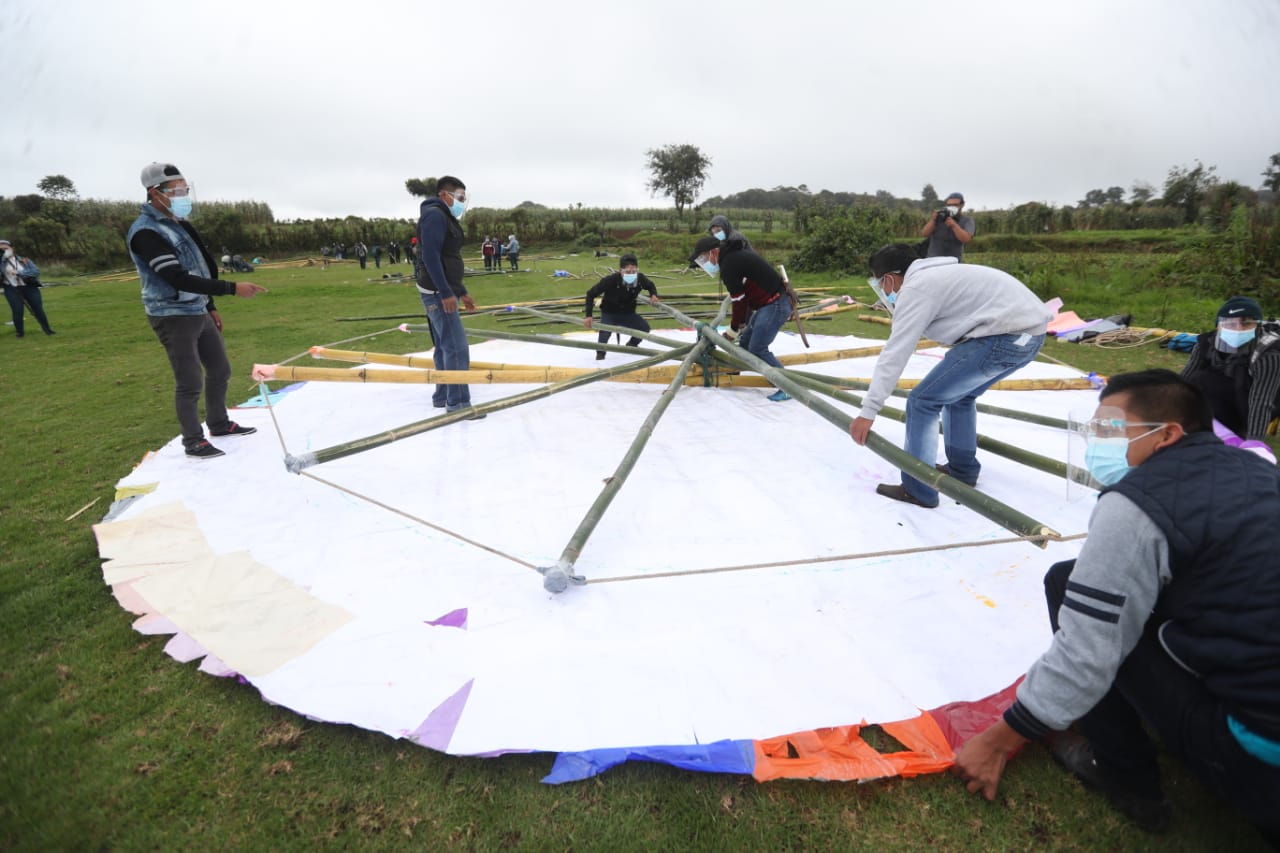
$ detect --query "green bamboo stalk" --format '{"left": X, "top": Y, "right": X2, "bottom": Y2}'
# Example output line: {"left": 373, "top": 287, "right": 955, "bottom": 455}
{"left": 785, "top": 372, "right": 1081, "bottom": 484}
{"left": 644, "top": 297, "right": 1061, "bottom": 544}
{"left": 543, "top": 298, "right": 733, "bottom": 594}
{"left": 401, "top": 322, "right": 671, "bottom": 358}
{"left": 788, "top": 369, "right": 1070, "bottom": 429}
{"left": 508, "top": 306, "right": 691, "bottom": 350}
{"left": 285, "top": 344, "right": 696, "bottom": 473}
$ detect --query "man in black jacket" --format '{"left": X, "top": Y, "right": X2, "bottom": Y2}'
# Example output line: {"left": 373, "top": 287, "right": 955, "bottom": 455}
{"left": 583, "top": 253, "right": 659, "bottom": 360}
{"left": 1181, "top": 295, "right": 1280, "bottom": 443}
{"left": 415, "top": 175, "right": 481, "bottom": 417}
{"left": 693, "top": 235, "right": 791, "bottom": 402}
{"left": 952, "top": 370, "right": 1280, "bottom": 844}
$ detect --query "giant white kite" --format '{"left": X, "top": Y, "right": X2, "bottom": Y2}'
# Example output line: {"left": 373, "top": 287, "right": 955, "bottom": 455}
{"left": 95, "top": 300, "right": 1103, "bottom": 783}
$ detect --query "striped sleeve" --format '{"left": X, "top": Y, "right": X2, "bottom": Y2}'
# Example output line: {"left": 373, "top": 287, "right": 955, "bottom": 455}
{"left": 1009, "top": 493, "right": 1170, "bottom": 735}
{"left": 1246, "top": 352, "right": 1280, "bottom": 440}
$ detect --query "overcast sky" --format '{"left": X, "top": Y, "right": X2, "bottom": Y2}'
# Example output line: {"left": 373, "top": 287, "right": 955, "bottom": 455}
{"left": 4, "top": 0, "right": 1278, "bottom": 221}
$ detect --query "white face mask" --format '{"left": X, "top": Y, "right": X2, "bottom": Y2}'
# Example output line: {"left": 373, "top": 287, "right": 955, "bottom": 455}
{"left": 2, "top": 248, "right": 13, "bottom": 259}
{"left": 946, "top": 205, "right": 959, "bottom": 216}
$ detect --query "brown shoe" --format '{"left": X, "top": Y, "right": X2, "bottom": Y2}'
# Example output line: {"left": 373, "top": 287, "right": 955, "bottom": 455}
{"left": 874, "top": 483, "right": 937, "bottom": 508}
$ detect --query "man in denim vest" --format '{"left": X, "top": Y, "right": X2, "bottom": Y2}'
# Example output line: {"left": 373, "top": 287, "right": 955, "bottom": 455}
{"left": 127, "top": 163, "right": 268, "bottom": 460}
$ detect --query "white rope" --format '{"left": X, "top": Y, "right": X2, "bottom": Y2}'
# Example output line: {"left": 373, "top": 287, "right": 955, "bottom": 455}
{"left": 588, "top": 532, "right": 1088, "bottom": 585}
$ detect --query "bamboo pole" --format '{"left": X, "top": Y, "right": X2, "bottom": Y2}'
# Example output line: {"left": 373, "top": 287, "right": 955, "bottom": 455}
{"left": 644, "top": 297, "right": 1061, "bottom": 543}
{"left": 282, "top": 344, "right": 697, "bottom": 472}
{"left": 788, "top": 369, "right": 1071, "bottom": 429}
{"left": 542, "top": 298, "right": 733, "bottom": 593}
{"left": 785, "top": 373, "right": 1080, "bottom": 484}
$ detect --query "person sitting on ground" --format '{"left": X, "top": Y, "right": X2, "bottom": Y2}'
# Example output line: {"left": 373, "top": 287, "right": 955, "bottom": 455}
{"left": 951, "top": 369, "right": 1280, "bottom": 845}
{"left": 692, "top": 234, "right": 791, "bottom": 402}
{"left": 1180, "top": 295, "right": 1280, "bottom": 444}
{"left": 584, "top": 252, "right": 659, "bottom": 361}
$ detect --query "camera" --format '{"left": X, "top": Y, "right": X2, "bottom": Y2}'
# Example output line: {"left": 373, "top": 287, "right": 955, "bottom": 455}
{"left": 935, "top": 209, "right": 950, "bottom": 222}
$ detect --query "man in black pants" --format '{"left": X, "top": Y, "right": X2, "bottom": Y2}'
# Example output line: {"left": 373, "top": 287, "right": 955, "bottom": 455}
{"left": 583, "top": 253, "right": 659, "bottom": 360}
{"left": 126, "top": 162, "right": 268, "bottom": 460}
{"left": 951, "top": 370, "right": 1280, "bottom": 845}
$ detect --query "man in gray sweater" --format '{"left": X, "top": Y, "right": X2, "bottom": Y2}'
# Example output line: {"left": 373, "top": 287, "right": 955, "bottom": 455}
{"left": 849, "top": 243, "right": 1051, "bottom": 507}
{"left": 951, "top": 370, "right": 1280, "bottom": 843}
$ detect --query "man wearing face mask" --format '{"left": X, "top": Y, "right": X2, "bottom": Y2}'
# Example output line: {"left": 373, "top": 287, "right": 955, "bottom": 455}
{"left": 583, "top": 253, "right": 660, "bottom": 360}
{"left": 687, "top": 215, "right": 751, "bottom": 269}
{"left": 416, "top": 176, "right": 481, "bottom": 417}
{"left": 920, "top": 192, "right": 975, "bottom": 261}
{"left": 691, "top": 234, "right": 792, "bottom": 402}
{"left": 850, "top": 243, "right": 1050, "bottom": 506}
{"left": 127, "top": 163, "right": 268, "bottom": 460}
{"left": 0, "top": 239, "right": 55, "bottom": 337}
{"left": 1180, "top": 296, "right": 1280, "bottom": 443}
{"left": 952, "top": 369, "right": 1280, "bottom": 844}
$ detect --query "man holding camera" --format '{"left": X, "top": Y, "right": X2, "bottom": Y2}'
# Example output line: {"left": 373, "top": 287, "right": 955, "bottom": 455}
{"left": 921, "top": 192, "right": 975, "bottom": 261}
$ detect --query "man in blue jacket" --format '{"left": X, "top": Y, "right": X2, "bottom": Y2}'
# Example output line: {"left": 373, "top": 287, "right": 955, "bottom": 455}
{"left": 951, "top": 370, "right": 1280, "bottom": 844}
{"left": 127, "top": 163, "right": 267, "bottom": 460}
{"left": 416, "top": 176, "right": 481, "bottom": 417}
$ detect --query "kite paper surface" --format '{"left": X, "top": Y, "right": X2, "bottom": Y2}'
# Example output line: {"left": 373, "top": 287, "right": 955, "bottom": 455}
{"left": 95, "top": 331, "right": 1098, "bottom": 776}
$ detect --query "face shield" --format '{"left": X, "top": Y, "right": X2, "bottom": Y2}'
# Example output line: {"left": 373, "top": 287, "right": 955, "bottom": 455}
{"left": 867, "top": 276, "right": 895, "bottom": 315}
{"left": 693, "top": 253, "right": 719, "bottom": 276}
{"left": 1215, "top": 316, "right": 1258, "bottom": 353}
{"left": 1066, "top": 406, "right": 1128, "bottom": 496}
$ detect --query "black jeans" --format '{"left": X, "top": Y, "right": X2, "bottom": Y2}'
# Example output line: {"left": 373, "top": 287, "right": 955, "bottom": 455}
{"left": 4, "top": 284, "right": 52, "bottom": 335}
{"left": 148, "top": 313, "right": 233, "bottom": 445}
{"left": 597, "top": 312, "right": 650, "bottom": 352}
{"left": 1045, "top": 560, "right": 1280, "bottom": 843}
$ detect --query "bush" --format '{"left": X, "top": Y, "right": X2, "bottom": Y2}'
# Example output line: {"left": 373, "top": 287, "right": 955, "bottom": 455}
{"left": 787, "top": 207, "right": 893, "bottom": 273}
{"left": 574, "top": 231, "right": 603, "bottom": 250}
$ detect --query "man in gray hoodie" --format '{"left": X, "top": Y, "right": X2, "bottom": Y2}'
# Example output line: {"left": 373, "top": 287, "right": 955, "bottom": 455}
{"left": 849, "top": 243, "right": 1050, "bottom": 507}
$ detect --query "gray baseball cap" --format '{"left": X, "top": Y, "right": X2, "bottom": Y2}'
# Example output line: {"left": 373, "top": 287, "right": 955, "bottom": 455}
{"left": 141, "top": 162, "right": 185, "bottom": 189}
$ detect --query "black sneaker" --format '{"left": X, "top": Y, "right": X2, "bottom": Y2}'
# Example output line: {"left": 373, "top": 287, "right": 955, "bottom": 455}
{"left": 185, "top": 440, "right": 226, "bottom": 460}
{"left": 1047, "top": 732, "right": 1172, "bottom": 833}
{"left": 210, "top": 422, "right": 257, "bottom": 437}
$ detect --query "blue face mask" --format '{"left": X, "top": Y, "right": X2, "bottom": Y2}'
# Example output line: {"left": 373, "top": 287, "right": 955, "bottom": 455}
{"left": 711, "top": 229, "right": 726, "bottom": 241}
{"left": 885, "top": 290, "right": 897, "bottom": 306}
{"left": 1219, "top": 327, "right": 1256, "bottom": 349}
{"left": 170, "top": 196, "right": 193, "bottom": 219}
{"left": 1084, "top": 437, "right": 1132, "bottom": 486}
{"left": 703, "top": 262, "right": 719, "bottom": 275}
{"left": 449, "top": 199, "right": 467, "bottom": 219}
{"left": 622, "top": 272, "right": 638, "bottom": 285}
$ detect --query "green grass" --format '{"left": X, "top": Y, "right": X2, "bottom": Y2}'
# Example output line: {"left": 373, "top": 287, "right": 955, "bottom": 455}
{"left": 0, "top": 251, "right": 1273, "bottom": 851}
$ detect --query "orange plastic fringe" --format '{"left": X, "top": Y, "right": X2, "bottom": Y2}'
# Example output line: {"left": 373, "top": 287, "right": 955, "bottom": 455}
{"left": 752, "top": 711, "right": 954, "bottom": 782}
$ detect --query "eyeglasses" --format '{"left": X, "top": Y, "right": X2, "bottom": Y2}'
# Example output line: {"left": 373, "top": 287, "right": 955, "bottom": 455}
{"left": 161, "top": 186, "right": 191, "bottom": 197}
{"left": 1218, "top": 317, "right": 1258, "bottom": 330}
{"left": 444, "top": 189, "right": 467, "bottom": 203}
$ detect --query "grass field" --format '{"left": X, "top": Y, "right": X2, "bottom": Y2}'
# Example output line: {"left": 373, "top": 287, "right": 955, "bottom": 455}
{"left": 0, "top": 249, "right": 1273, "bottom": 851}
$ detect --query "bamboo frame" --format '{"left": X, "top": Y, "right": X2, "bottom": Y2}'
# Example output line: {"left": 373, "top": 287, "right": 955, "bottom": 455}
{"left": 644, "top": 298, "right": 1061, "bottom": 544}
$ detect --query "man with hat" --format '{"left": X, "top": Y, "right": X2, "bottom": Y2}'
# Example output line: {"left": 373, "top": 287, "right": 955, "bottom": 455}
{"left": 920, "top": 191, "right": 975, "bottom": 261}
{"left": 126, "top": 162, "right": 268, "bottom": 460}
{"left": 583, "top": 253, "right": 660, "bottom": 360}
{"left": 1181, "top": 295, "right": 1280, "bottom": 443}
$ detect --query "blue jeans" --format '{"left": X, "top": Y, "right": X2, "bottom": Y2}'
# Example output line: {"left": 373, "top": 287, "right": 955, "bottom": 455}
{"left": 418, "top": 291, "right": 471, "bottom": 409}
{"left": 4, "top": 284, "right": 52, "bottom": 335}
{"left": 901, "top": 332, "right": 1045, "bottom": 505}
{"left": 1044, "top": 561, "right": 1280, "bottom": 842}
{"left": 737, "top": 296, "right": 790, "bottom": 370}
